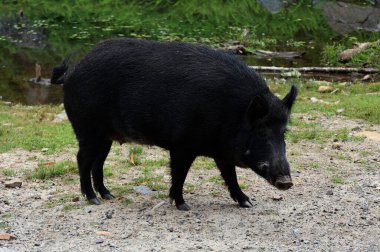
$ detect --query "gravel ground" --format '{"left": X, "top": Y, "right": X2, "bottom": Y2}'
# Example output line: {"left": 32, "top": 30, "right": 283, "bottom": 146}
{"left": 1, "top": 113, "right": 379, "bottom": 252}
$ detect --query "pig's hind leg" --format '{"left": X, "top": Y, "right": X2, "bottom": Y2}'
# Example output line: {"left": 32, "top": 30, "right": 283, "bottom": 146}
{"left": 77, "top": 137, "right": 113, "bottom": 205}
{"left": 91, "top": 139, "right": 114, "bottom": 200}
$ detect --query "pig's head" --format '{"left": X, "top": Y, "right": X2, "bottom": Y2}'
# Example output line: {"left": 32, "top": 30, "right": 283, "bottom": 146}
{"left": 235, "top": 85, "right": 298, "bottom": 190}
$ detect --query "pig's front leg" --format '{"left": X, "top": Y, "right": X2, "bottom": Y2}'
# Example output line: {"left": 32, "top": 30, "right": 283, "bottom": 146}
{"left": 214, "top": 158, "right": 254, "bottom": 208}
{"left": 169, "top": 150, "right": 196, "bottom": 211}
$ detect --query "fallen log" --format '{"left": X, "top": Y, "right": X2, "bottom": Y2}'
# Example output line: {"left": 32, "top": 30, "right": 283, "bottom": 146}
{"left": 253, "top": 50, "right": 305, "bottom": 59}
{"left": 220, "top": 45, "right": 252, "bottom": 55}
{"left": 338, "top": 40, "right": 380, "bottom": 62}
{"left": 249, "top": 66, "right": 379, "bottom": 74}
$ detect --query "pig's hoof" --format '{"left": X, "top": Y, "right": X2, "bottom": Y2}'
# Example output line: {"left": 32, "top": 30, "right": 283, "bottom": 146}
{"left": 89, "top": 197, "right": 101, "bottom": 205}
{"left": 238, "top": 199, "right": 254, "bottom": 208}
{"left": 176, "top": 203, "right": 191, "bottom": 211}
{"left": 102, "top": 193, "right": 115, "bottom": 200}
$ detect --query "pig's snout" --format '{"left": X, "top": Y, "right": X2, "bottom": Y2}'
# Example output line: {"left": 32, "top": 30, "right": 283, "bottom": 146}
{"left": 274, "top": 176, "right": 293, "bottom": 190}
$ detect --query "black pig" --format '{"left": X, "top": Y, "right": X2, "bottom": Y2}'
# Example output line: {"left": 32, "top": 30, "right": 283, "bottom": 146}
{"left": 51, "top": 38, "right": 297, "bottom": 211}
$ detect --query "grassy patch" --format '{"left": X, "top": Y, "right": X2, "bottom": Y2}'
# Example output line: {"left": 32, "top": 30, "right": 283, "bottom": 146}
{"left": 322, "top": 41, "right": 380, "bottom": 69}
{"left": 208, "top": 175, "right": 224, "bottom": 185}
{"left": 239, "top": 181, "right": 248, "bottom": 189}
{"left": 2, "top": 168, "right": 16, "bottom": 177}
{"left": 269, "top": 82, "right": 380, "bottom": 124}
{"left": 129, "top": 145, "right": 143, "bottom": 165}
{"left": 289, "top": 128, "right": 361, "bottom": 143}
{"left": 44, "top": 193, "right": 80, "bottom": 209}
{"left": 0, "top": 0, "right": 340, "bottom": 54}
{"left": 63, "top": 203, "right": 81, "bottom": 211}
{"left": 25, "top": 160, "right": 77, "bottom": 180}
{"left": 151, "top": 192, "right": 167, "bottom": 200}
{"left": 0, "top": 222, "right": 9, "bottom": 229}
{"left": 0, "top": 104, "right": 75, "bottom": 153}
{"left": 103, "top": 166, "right": 114, "bottom": 177}
{"left": 121, "top": 198, "right": 133, "bottom": 206}
{"left": 183, "top": 183, "right": 196, "bottom": 193}
{"left": 192, "top": 157, "right": 215, "bottom": 170}
{"left": 331, "top": 175, "right": 345, "bottom": 185}
{"left": 141, "top": 159, "right": 168, "bottom": 168}
{"left": 111, "top": 184, "right": 134, "bottom": 197}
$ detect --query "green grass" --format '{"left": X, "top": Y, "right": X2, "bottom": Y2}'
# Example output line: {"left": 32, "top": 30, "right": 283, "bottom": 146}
{"left": 151, "top": 192, "right": 167, "bottom": 200}
{"left": 286, "top": 127, "right": 362, "bottom": 144}
{"left": 141, "top": 159, "right": 168, "bottom": 168}
{"left": 103, "top": 167, "right": 114, "bottom": 177}
{"left": 331, "top": 175, "right": 345, "bottom": 185}
{"left": 129, "top": 145, "right": 144, "bottom": 165}
{"left": 121, "top": 198, "right": 133, "bottom": 206}
{"left": 0, "top": 104, "right": 76, "bottom": 153}
{"left": 239, "top": 181, "right": 248, "bottom": 189}
{"left": 192, "top": 157, "right": 216, "bottom": 170}
{"left": 269, "top": 82, "right": 380, "bottom": 124}
{"left": 0, "top": 222, "right": 9, "bottom": 229}
{"left": 25, "top": 160, "right": 77, "bottom": 180}
{"left": 322, "top": 41, "right": 380, "bottom": 68}
{"left": 111, "top": 184, "right": 134, "bottom": 197}
{"left": 208, "top": 175, "right": 223, "bottom": 185}
{"left": 0, "top": 0, "right": 339, "bottom": 53}
{"left": 63, "top": 203, "right": 81, "bottom": 212}
{"left": 2, "top": 168, "right": 16, "bottom": 177}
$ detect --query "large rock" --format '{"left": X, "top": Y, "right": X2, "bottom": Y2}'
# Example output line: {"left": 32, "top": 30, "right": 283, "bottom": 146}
{"left": 5, "top": 180, "right": 22, "bottom": 188}
{"left": 322, "top": 2, "right": 380, "bottom": 34}
{"left": 257, "top": 0, "right": 284, "bottom": 14}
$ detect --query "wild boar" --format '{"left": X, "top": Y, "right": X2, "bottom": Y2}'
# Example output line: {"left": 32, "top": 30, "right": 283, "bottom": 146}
{"left": 51, "top": 38, "right": 297, "bottom": 210}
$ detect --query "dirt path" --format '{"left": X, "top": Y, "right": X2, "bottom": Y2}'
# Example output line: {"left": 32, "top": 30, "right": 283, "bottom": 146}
{"left": 1, "top": 114, "right": 379, "bottom": 252}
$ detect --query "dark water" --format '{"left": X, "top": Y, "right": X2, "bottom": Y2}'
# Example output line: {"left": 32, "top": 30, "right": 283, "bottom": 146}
{"left": 0, "top": 59, "right": 65, "bottom": 105}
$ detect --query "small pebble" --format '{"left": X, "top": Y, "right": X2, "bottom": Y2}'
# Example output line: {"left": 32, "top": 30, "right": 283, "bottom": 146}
{"left": 95, "top": 238, "right": 104, "bottom": 244}
{"left": 5, "top": 180, "right": 22, "bottom": 188}
{"left": 105, "top": 210, "right": 114, "bottom": 219}
{"left": 292, "top": 228, "right": 300, "bottom": 237}
{"left": 326, "top": 190, "right": 333, "bottom": 196}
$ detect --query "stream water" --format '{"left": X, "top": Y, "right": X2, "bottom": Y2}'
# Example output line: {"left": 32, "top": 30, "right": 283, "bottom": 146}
{"left": 0, "top": 43, "right": 372, "bottom": 105}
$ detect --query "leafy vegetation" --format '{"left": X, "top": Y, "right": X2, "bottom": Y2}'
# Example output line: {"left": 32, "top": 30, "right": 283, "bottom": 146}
{"left": 0, "top": 0, "right": 337, "bottom": 52}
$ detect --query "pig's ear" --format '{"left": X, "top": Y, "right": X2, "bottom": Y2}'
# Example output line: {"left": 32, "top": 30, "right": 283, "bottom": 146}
{"left": 247, "top": 95, "right": 268, "bottom": 123}
{"left": 282, "top": 85, "right": 298, "bottom": 111}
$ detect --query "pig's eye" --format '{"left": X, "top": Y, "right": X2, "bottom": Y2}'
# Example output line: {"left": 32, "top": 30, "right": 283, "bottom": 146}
{"left": 244, "top": 150, "right": 251, "bottom": 156}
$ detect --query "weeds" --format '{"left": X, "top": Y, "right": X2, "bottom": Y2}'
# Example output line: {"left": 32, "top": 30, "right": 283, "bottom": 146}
{"left": 25, "top": 160, "right": 77, "bottom": 180}
{"left": 331, "top": 175, "right": 345, "bottom": 185}
{"left": 322, "top": 41, "right": 380, "bottom": 68}
{"left": 2, "top": 169, "right": 16, "bottom": 177}
{"left": 129, "top": 145, "right": 143, "bottom": 165}
{"left": 0, "top": 104, "right": 75, "bottom": 153}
